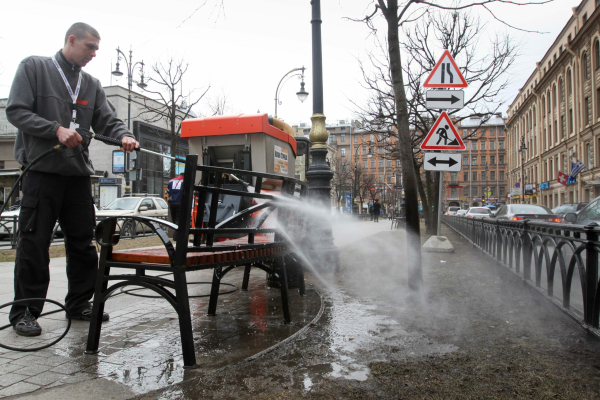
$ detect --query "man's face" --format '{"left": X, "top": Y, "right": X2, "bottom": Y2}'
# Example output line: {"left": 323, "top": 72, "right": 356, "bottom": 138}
{"left": 68, "top": 33, "right": 99, "bottom": 67}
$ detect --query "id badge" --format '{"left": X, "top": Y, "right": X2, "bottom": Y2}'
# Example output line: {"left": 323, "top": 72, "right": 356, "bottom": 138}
{"left": 69, "top": 121, "right": 79, "bottom": 130}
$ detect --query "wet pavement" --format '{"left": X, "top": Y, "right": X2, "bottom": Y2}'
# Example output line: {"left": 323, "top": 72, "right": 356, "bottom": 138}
{"left": 2, "top": 217, "right": 600, "bottom": 399}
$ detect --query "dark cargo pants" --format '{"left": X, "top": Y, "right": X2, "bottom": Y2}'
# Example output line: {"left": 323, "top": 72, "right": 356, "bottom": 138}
{"left": 9, "top": 171, "right": 98, "bottom": 325}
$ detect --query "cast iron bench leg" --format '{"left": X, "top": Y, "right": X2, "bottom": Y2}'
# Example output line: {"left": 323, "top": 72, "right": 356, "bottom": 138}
{"left": 173, "top": 269, "right": 197, "bottom": 368}
{"left": 207, "top": 267, "right": 222, "bottom": 316}
{"left": 278, "top": 256, "right": 291, "bottom": 323}
{"left": 242, "top": 264, "right": 251, "bottom": 291}
{"left": 85, "top": 220, "right": 115, "bottom": 355}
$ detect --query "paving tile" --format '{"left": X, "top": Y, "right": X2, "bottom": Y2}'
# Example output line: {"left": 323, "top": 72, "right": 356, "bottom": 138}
{"left": 59, "top": 372, "right": 94, "bottom": 384}
{"left": 0, "top": 381, "right": 40, "bottom": 397}
{"left": 8, "top": 354, "right": 45, "bottom": 367}
{"left": 24, "top": 371, "right": 66, "bottom": 386}
{"left": 0, "top": 373, "right": 28, "bottom": 387}
{"left": 0, "top": 363, "right": 24, "bottom": 375}
{"left": 12, "top": 363, "right": 52, "bottom": 376}
{"left": 48, "top": 362, "right": 84, "bottom": 375}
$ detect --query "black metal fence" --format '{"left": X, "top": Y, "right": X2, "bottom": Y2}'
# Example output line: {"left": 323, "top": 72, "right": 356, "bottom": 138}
{"left": 442, "top": 215, "right": 600, "bottom": 336}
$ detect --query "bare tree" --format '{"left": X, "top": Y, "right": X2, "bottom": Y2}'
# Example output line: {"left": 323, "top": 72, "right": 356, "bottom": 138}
{"left": 137, "top": 58, "right": 210, "bottom": 177}
{"left": 352, "top": 0, "right": 549, "bottom": 291}
{"left": 331, "top": 157, "right": 354, "bottom": 211}
{"left": 353, "top": 10, "right": 517, "bottom": 234}
{"left": 206, "top": 90, "right": 234, "bottom": 116}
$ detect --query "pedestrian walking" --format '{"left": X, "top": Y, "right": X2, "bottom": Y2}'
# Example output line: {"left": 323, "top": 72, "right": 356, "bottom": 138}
{"left": 5, "top": 22, "right": 138, "bottom": 336}
{"left": 373, "top": 199, "right": 381, "bottom": 223}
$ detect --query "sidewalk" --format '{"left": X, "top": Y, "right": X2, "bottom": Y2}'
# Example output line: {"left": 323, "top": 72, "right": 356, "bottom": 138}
{"left": 0, "top": 247, "right": 321, "bottom": 398}
{"left": 2, "top": 220, "right": 600, "bottom": 399}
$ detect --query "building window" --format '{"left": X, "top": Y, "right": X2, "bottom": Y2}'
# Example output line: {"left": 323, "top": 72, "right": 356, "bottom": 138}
{"left": 341, "top": 162, "right": 346, "bottom": 171}
{"left": 387, "top": 160, "right": 392, "bottom": 167}
{"left": 379, "top": 147, "right": 383, "bottom": 155}
{"left": 491, "top": 155, "right": 496, "bottom": 164}
{"left": 463, "top": 156, "right": 468, "bottom": 165}
{"left": 329, "top": 135, "right": 335, "bottom": 144}
{"left": 559, "top": 78, "right": 564, "bottom": 102}
{"left": 387, "top": 174, "right": 392, "bottom": 183}
{"left": 567, "top": 69, "right": 573, "bottom": 94}
{"left": 379, "top": 174, "right": 383, "bottom": 183}
{"left": 341, "top": 134, "right": 346, "bottom": 142}
{"left": 499, "top": 171, "right": 505, "bottom": 181}
{"left": 500, "top": 129, "right": 505, "bottom": 136}
{"left": 499, "top": 141, "right": 504, "bottom": 150}
{"left": 473, "top": 187, "right": 478, "bottom": 195}
{"left": 362, "top": 134, "right": 366, "bottom": 141}
{"left": 371, "top": 160, "right": 375, "bottom": 168}
{"left": 363, "top": 160, "right": 367, "bottom": 168}
{"left": 341, "top": 148, "right": 346, "bottom": 157}
{"left": 472, "top": 156, "right": 477, "bottom": 165}
{"left": 491, "top": 171, "right": 496, "bottom": 180}
{"left": 473, "top": 172, "right": 478, "bottom": 181}
{"left": 370, "top": 134, "right": 374, "bottom": 141}
{"left": 596, "top": 40, "right": 600, "bottom": 70}
{"left": 490, "top": 141, "right": 495, "bottom": 150}
{"left": 499, "top": 155, "right": 504, "bottom": 164}
{"left": 472, "top": 141, "right": 477, "bottom": 151}
{"left": 362, "top": 147, "right": 367, "bottom": 155}
{"left": 481, "top": 156, "right": 487, "bottom": 165}
{"left": 490, "top": 128, "right": 495, "bottom": 136}
{"left": 396, "top": 160, "right": 401, "bottom": 167}
{"left": 584, "top": 53, "right": 590, "bottom": 80}
{"left": 354, "top": 135, "right": 358, "bottom": 143}
{"left": 481, "top": 129, "right": 486, "bottom": 137}
{"left": 500, "top": 186, "right": 505, "bottom": 195}
{"left": 481, "top": 142, "right": 486, "bottom": 150}
{"left": 464, "top": 172, "right": 468, "bottom": 181}
{"left": 378, "top": 160, "right": 383, "bottom": 168}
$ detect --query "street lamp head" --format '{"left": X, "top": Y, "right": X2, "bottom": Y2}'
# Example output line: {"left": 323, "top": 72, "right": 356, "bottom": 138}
{"left": 111, "top": 60, "right": 123, "bottom": 78}
{"left": 296, "top": 81, "right": 309, "bottom": 103}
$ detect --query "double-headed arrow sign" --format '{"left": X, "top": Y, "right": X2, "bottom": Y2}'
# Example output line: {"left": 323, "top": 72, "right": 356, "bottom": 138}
{"left": 423, "top": 153, "right": 462, "bottom": 172}
{"left": 426, "top": 90, "right": 464, "bottom": 110}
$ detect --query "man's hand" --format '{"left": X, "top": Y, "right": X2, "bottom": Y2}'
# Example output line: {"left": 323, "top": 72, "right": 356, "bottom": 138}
{"left": 56, "top": 126, "right": 82, "bottom": 148}
{"left": 121, "top": 136, "right": 139, "bottom": 153}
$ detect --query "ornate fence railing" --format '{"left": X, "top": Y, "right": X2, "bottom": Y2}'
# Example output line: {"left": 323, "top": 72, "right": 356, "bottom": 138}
{"left": 442, "top": 215, "right": 600, "bottom": 336}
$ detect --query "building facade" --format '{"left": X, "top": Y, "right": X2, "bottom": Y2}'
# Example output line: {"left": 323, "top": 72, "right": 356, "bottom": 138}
{"left": 443, "top": 115, "right": 508, "bottom": 208}
{"left": 506, "top": 0, "right": 600, "bottom": 208}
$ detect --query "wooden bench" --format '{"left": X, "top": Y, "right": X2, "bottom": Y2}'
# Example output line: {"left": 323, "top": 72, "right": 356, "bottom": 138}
{"left": 85, "top": 155, "right": 308, "bottom": 369}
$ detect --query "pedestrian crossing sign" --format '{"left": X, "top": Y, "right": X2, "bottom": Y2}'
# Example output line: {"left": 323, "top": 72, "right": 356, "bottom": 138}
{"left": 420, "top": 112, "right": 466, "bottom": 151}
{"left": 423, "top": 50, "right": 468, "bottom": 88}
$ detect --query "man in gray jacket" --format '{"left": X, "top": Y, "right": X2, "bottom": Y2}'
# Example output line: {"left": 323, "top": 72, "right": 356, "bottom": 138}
{"left": 6, "top": 22, "right": 138, "bottom": 336}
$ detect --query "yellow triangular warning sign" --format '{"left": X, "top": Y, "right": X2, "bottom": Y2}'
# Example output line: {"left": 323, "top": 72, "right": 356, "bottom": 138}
{"left": 423, "top": 50, "right": 467, "bottom": 88}
{"left": 420, "top": 112, "right": 466, "bottom": 150}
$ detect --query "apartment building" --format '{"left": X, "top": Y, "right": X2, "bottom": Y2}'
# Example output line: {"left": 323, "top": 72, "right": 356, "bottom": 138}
{"left": 443, "top": 115, "right": 508, "bottom": 208}
{"left": 506, "top": 0, "right": 600, "bottom": 207}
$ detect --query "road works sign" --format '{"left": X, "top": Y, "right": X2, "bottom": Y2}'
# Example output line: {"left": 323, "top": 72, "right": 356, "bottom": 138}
{"left": 420, "top": 111, "right": 466, "bottom": 151}
{"left": 423, "top": 153, "right": 462, "bottom": 172}
{"left": 426, "top": 90, "right": 464, "bottom": 109}
{"left": 423, "top": 50, "right": 467, "bottom": 88}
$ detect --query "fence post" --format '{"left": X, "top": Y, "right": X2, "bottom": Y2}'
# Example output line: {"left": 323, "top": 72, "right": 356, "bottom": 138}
{"left": 522, "top": 220, "right": 532, "bottom": 281}
{"left": 584, "top": 222, "right": 599, "bottom": 326}
{"left": 495, "top": 220, "right": 502, "bottom": 261}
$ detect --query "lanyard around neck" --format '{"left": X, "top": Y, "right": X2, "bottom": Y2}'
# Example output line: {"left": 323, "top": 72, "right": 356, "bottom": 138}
{"left": 51, "top": 55, "right": 82, "bottom": 105}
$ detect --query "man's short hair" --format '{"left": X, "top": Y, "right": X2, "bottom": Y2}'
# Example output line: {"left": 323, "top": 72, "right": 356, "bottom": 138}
{"left": 64, "top": 23, "right": 101, "bottom": 44}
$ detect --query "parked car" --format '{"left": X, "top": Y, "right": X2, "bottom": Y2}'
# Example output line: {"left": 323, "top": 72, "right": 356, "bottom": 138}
{"left": 96, "top": 197, "right": 169, "bottom": 235}
{"left": 552, "top": 203, "right": 588, "bottom": 221}
{"left": 446, "top": 206, "right": 460, "bottom": 216}
{"left": 494, "top": 204, "right": 560, "bottom": 222}
{"left": 456, "top": 209, "right": 467, "bottom": 217}
{"left": 564, "top": 196, "right": 600, "bottom": 225}
{"left": 465, "top": 207, "right": 493, "bottom": 219}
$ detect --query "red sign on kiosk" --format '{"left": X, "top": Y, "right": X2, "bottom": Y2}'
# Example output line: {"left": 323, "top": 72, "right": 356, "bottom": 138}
{"left": 420, "top": 112, "right": 466, "bottom": 151}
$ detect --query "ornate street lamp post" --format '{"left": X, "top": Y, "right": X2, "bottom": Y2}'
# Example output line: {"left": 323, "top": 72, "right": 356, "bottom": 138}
{"left": 274, "top": 67, "right": 308, "bottom": 119}
{"left": 306, "top": 0, "right": 339, "bottom": 270}
{"left": 111, "top": 46, "right": 147, "bottom": 196}
{"left": 519, "top": 135, "right": 527, "bottom": 204}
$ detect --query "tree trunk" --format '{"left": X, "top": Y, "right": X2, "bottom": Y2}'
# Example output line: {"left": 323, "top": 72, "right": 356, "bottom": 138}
{"left": 170, "top": 87, "right": 178, "bottom": 179}
{"left": 382, "top": 0, "right": 423, "bottom": 291}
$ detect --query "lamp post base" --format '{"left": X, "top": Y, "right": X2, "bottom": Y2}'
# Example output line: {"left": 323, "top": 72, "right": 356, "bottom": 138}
{"left": 305, "top": 113, "right": 339, "bottom": 272}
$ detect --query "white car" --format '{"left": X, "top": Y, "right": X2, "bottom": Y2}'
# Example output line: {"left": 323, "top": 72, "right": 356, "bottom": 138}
{"left": 466, "top": 207, "right": 493, "bottom": 219}
{"left": 96, "top": 197, "right": 169, "bottom": 236}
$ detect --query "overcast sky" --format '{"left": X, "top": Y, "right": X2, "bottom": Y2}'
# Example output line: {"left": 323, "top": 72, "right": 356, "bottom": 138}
{"left": 0, "top": 0, "right": 581, "bottom": 127}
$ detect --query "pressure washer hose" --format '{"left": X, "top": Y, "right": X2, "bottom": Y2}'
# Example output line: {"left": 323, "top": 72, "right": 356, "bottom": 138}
{"left": 0, "top": 131, "right": 238, "bottom": 351}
